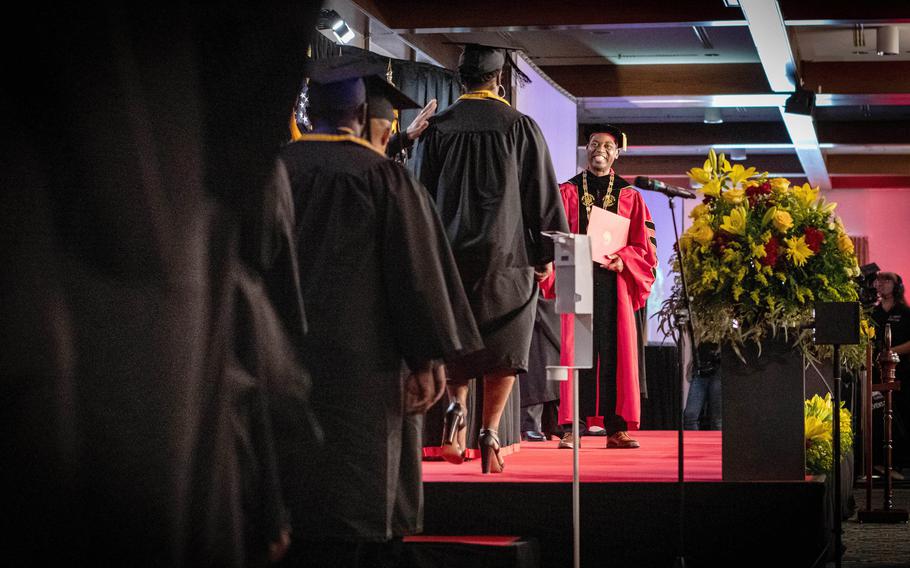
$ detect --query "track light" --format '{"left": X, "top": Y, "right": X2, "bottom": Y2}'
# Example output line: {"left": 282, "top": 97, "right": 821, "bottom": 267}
{"left": 784, "top": 88, "right": 815, "bottom": 117}
{"left": 703, "top": 107, "right": 723, "bottom": 124}
{"left": 318, "top": 9, "right": 356, "bottom": 45}
{"left": 877, "top": 26, "right": 900, "bottom": 56}
{"left": 730, "top": 148, "right": 748, "bottom": 161}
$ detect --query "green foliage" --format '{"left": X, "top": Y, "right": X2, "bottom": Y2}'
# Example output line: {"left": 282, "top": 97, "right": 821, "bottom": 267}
{"left": 656, "top": 151, "right": 874, "bottom": 372}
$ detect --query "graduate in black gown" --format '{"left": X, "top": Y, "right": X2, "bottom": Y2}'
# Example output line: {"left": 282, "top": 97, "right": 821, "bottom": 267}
{"left": 413, "top": 43, "right": 568, "bottom": 474}
{"left": 364, "top": 74, "right": 422, "bottom": 155}
{"left": 2, "top": 5, "right": 321, "bottom": 567}
{"left": 275, "top": 57, "right": 483, "bottom": 567}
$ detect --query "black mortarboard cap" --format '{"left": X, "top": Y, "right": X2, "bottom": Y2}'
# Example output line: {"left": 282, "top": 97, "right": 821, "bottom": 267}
{"left": 581, "top": 123, "right": 628, "bottom": 151}
{"left": 365, "top": 75, "right": 420, "bottom": 121}
{"left": 445, "top": 41, "right": 532, "bottom": 84}
{"left": 305, "top": 55, "right": 387, "bottom": 112}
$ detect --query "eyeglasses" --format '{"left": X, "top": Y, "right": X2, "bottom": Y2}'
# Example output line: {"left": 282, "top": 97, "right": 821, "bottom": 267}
{"left": 588, "top": 141, "right": 619, "bottom": 152}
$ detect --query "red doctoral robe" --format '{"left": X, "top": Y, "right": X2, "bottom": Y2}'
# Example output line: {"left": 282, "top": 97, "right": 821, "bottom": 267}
{"left": 540, "top": 172, "right": 657, "bottom": 429}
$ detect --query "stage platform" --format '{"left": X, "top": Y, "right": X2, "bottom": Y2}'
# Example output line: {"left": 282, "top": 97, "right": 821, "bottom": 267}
{"left": 420, "top": 431, "right": 829, "bottom": 568}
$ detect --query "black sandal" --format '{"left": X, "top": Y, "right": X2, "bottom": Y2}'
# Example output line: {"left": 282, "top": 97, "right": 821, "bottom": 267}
{"left": 479, "top": 428, "right": 504, "bottom": 474}
{"left": 440, "top": 401, "right": 467, "bottom": 464}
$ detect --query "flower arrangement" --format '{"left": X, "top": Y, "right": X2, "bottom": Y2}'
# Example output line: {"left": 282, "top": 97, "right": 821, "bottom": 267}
{"left": 805, "top": 394, "right": 853, "bottom": 475}
{"left": 659, "top": 150, "right": 873, "bottom": 370}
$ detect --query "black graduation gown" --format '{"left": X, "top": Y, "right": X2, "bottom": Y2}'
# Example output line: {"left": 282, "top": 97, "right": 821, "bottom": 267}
{"left": 278, "top": 135, "right": 482, "bottom": 541}
{"left": 413, "top": 98, "right": 569, "bottom": 377}
{"left": 2, "top": 5, "right": 321, "bottom": 567}
{"left": 521, "top": 296, "right": 562, "bottom": 407}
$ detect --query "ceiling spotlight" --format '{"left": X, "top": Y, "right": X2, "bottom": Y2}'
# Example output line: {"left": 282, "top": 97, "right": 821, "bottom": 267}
{"left": 704, "top": 107, "right": 724, "bottom": 124}
{"left": 784, "top": 87, "right": 816, "bottom": 117}
{"left": 877, "top": 26, "right": 900, "bottom": 56}
{"left": 730, "top": 148, "right": 748, "bottom": 161}
{"left": 318, "top": 9, "right": 356, "bottom": 45}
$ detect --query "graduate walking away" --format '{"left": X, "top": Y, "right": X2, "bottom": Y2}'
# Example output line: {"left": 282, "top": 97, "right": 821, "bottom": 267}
{"left": 414, "top": 42, "right": 568, "bottom": 474}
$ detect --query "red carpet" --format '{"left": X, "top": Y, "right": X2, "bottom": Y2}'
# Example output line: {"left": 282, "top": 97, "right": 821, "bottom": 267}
{"left": 422, "top": 430, "right": 722, "bottom": 483}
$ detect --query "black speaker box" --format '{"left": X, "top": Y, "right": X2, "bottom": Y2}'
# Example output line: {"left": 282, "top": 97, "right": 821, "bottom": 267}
{"left": 814, "top": 302, "right": 861, "bottom": 345}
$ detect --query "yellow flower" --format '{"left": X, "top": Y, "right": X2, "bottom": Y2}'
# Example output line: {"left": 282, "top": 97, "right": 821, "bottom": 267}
{"left": 819, "top": 198, "right": 838, "bottom": 215}
{"left": 770, "top": 178, "right": 790, "bottom": 192}
{"left": 728, "top": 164, "right": 757, "bottom": 188}
{"left": 701, "top": 179, "right": 721, "bottom": 198}
{"left": 688, "top": 167, "right": 712, "bottom": 184}
{"left": 689, "top": 221, "right": 714, "bottom": 245}
{"left": 751, "top": 242, "right": 767, "bottom": 259}
{"left": 689, "top": 203, "right": 709, "bottom": 220}
{"left": 837, "top": 233, "right": 854, "bottom": 254}
{"left": 861, "top": 318, "right": 875, "bottom": 339}
{"left": 784, "top": 235, "right": 814, "bottom": 266}
{"left": 750, "top": 290, "right": 760, "bottom": 304}
{"left": 772, "top": 209, "right": 793, "bottom": 233}
{"left": 720, "top": 206, "right": 748, "bottom": 235}
{"left": 792, "top": 182, "right": 819, "bottom": 209}
{"left": 722, "top": 187, "right": 746, "bottom": 205}
{"left": 805, "top": 415, "right": 832, "bottom": 444}
{"left": 721, "top": 156, "right": 733, "bottom": 173}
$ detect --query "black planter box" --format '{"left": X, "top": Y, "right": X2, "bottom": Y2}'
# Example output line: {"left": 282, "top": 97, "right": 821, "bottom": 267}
{"left": 721, "top": 336, "right": 806, "bottom": 481}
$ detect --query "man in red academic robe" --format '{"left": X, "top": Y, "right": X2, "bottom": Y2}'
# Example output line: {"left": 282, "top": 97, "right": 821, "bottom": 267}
{"left": 541, "top": 124, "right": 657, "bottom": 449}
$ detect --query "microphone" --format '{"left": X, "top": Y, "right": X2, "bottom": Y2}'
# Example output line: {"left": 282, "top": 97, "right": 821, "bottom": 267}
{"left": 634, "top": 176, "right": 697, "bottom": 199}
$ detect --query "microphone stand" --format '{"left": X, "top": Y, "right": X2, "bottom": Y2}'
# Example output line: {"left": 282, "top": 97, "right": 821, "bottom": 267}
{"left": 665, "top": 194, "right": 701, "bottom": 568}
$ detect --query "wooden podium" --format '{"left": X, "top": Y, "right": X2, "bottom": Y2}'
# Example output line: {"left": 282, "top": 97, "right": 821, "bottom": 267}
{"left": 858, "top": 324, "right": 909, "bottom": 523}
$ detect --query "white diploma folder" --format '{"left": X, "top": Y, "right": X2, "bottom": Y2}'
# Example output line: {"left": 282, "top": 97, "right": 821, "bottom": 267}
{"left": 586, "top": 205, "right": 630, "bottom": 265}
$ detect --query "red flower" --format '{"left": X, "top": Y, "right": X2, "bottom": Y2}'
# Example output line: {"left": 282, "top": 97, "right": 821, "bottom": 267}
{"left": 745, "top": 181, "right": 772, "bottom": 207}
{"left": 746, "top": 182, "right": 772, "bottom": 197}
{"left": 803, "top": 226, "right": 825, "bottom": 253}
{"left": 761, "top": 236, "right": 779, "bottom": 267}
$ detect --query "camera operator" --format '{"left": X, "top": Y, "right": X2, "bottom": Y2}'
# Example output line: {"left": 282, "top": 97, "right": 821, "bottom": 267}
{"left": 872, "top": 271, "right": 910, "bottom": 474}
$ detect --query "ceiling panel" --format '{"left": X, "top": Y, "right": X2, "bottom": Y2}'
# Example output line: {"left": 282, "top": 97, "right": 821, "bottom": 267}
{"left": 341, "top": 0, "right": 910, "bottom": 187}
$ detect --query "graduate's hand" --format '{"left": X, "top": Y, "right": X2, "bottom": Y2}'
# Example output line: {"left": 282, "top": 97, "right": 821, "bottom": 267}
{"left": 602, "top": 254, "right": 624, "bottom": 272}
{"left": 405, "top": 361, "right": 446, "bottom": 414}
{"left": 534, "top": 262, "right": 553, "bottom": 282}
{"left": 406, "top": 99, "right": 438, "bottom": 140}
{"left": 268, "top": 527, "right": 291, "bottom": 562}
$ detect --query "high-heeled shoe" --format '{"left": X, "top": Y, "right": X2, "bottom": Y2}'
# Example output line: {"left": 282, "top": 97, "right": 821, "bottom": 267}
{"left": 479, "top": 428, "right": 504, "bottom": 474}
{"left": 440, "top": 401, "right": 467, "bottom": 464}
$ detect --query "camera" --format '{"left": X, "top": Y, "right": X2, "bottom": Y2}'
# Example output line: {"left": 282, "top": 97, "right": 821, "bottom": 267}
{"left": 856, "top": 262, "right": 880, "bottom": 308}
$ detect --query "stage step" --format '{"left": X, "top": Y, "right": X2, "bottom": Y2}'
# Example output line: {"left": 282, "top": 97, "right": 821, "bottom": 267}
{"left": 402, "top": 535, "right": 540, "bottom": 568}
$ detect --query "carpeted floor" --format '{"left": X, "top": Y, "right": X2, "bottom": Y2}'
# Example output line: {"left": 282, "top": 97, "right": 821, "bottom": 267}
{"left": 840, "top": 486, "right": 910, "bottom": 567}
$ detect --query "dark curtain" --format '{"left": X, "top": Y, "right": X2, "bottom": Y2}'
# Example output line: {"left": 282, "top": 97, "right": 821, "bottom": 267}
{"left": 335, "top": 46, "right": 462, "bottom": 125}
{"left": 311, "top": 30, "right": 341, "bottom": 59}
